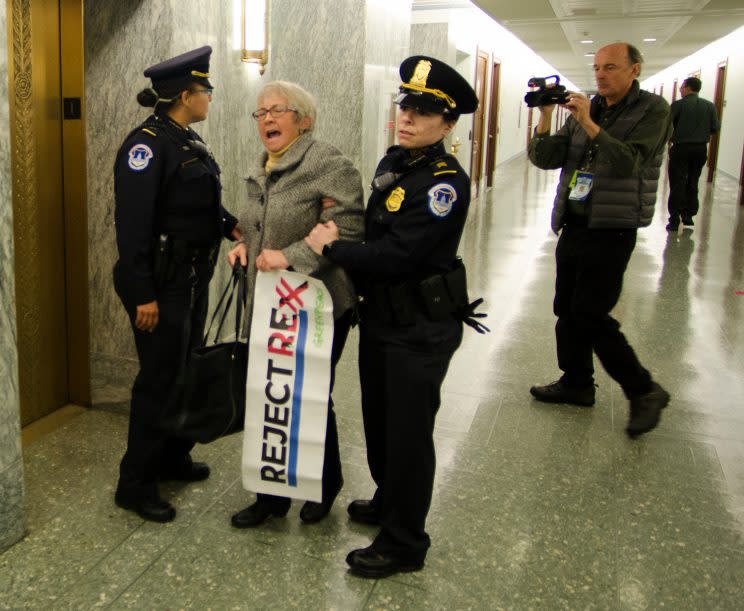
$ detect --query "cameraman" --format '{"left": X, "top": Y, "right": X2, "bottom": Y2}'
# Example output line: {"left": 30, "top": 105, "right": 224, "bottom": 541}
{"left": 527, "top": 42, "right": 672, "bottom": 438}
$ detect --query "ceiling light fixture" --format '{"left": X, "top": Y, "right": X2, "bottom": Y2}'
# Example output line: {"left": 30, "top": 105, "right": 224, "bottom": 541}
{"left": 580, "top": 40, "right": 593, "bottom": 44}
{"left": 584, "top": 53, "right": 594, "bottom": 57}
{"left": 643, "top": 38, "right": 657, "bottom": 42}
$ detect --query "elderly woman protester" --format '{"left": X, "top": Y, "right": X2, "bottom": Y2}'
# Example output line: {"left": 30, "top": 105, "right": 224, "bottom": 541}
{"left": 227, "top": 81, "right": 364, "bottom": 527}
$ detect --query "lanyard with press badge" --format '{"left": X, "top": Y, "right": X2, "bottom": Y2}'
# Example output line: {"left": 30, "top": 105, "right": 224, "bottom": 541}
{"left": 568, "top": 142, "right": 598, "bottom": 202}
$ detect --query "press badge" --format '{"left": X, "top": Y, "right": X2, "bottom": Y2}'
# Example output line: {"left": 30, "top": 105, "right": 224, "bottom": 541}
{"left": 568, "top": 171, "right": 593, "bottom": 201}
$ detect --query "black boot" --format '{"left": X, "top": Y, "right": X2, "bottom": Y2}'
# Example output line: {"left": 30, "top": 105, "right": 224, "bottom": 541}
{"left": 530, "top": 380, "right": 595, "bottom": 407}
{"left": 347, "top": 499, "right": 381, "bottom": 525}
{"left": 231, "top": 498, "right": 290, "bottom": 528}
{"left": 300, "top": 479, "right": 343, "bottom": 524}
{"left": 115, "top": 489, "right": 176, "bottom": 523}
{"left": 626, "top": 382, "right": 670, "bottom": 438}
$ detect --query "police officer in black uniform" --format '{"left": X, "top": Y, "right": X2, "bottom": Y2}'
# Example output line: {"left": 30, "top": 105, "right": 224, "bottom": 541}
{"left": 113, "top": 46, "right": 239, "bottom": 522}
{"left": 306, "top": 56, "right": 482, "bottom": 578}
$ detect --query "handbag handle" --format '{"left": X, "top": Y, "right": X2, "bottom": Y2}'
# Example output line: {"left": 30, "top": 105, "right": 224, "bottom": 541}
{"left": 202, "top": 262, "right": 247, "bottom": 345}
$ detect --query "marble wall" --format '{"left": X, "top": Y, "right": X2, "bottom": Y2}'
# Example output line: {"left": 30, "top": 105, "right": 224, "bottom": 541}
{"left": 85, "top": 0, "right": 409, "bottom": 396}
{"left": 410, "top": 22, "right": 453, "bottom": 64}
{"left": 362, "top": 0, "right": 412, "bottom": 193}
{"left": 0, "top": 0, "right": 26, "bottom": 552}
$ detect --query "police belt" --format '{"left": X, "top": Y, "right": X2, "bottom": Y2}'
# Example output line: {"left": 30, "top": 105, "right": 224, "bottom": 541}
{"left": 362, "top": 265, "right": 466, "bottom": 326}
{"left": 170, "top": 238, "right": 219, "bottom": 264}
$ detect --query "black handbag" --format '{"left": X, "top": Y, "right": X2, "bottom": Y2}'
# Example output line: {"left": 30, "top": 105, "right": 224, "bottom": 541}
{"left": 168, "top": 264, "right": 248, "bottom": 443}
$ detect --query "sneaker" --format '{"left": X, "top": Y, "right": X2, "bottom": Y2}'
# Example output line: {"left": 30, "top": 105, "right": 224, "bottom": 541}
{"left": 626, "top": 382, "right": 670, "bottom": 438}
{"left": 529, "top": 380, "right": 595, "bottom": 407}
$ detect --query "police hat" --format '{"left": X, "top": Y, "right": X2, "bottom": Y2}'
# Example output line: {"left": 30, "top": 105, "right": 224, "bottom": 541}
{"left": 144, "top": 46, "right": 213, "bottom": 97}
{"left": 396, "top": 55, "right": 478, "bottom": 118}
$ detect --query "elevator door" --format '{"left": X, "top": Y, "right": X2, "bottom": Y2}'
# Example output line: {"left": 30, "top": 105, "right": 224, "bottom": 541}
{"left": 8, "top": 0, "right": 89, "bottom": 427}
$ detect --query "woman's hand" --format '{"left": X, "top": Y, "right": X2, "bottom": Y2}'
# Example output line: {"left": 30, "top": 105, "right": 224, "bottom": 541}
{"left": 305, "top": 220, "right": 340, "bottom": 255}
{"left": 135, "top": 300, "right": 159, "bottom": 332}
{"left": 256, "top": 249, "right": 289, "bottom": 271}
{"left": 228, "top": 242, "right": 248, "bottom": 267}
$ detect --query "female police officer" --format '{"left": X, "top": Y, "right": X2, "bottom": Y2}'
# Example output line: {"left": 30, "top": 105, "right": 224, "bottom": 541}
{"left": 113, "top": 46, "right": 239, "bottom": 522}
{"left": 306, "top": 56, "right": 480, "bottom": 577}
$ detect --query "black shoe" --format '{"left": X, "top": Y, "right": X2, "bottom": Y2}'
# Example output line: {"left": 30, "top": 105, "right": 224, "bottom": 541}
{"left": 681, "top": 215, "right": 694, "bottom": 226}
{"left": 626, "top": 382, "right": 670, "bottom": 438}
{"left": 346, "top": 546, "right": 424, "bottom": 579}
{"left": 347, "top": 499, "right": 381, "bottom": 525}
{"left": 115, "top": 491, "right": 176, "bottom": 523}
{"left": 160, "top": 461, "right": 210, "bottom": 482}
{"left": 666, "top": 221, "right": 679, "bottom": 231}
{"left": 231, "top": 500, "right": 290, "bottom": 528}
{"left": 529, "top": 380, "right": 595, "bottom": 407}
{"left": 300, "top": 480, "right": 343, "bottom": 524}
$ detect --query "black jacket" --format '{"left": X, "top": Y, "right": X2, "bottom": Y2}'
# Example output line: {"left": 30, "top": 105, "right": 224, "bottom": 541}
{"left": 328, "top": 141, "right": 469, "bottom": 287}
{"left": 113, "top": 114, "right": 237, "bottom": 304}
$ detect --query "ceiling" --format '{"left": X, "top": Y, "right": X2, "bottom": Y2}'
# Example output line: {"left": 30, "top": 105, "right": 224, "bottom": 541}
{"left": 413, "top": 0, "right": 744, "bottom": 91}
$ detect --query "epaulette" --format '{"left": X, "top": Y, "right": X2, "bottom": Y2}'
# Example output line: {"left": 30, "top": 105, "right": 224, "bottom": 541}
{"left": 140, "top": 127, "right": 158, "bottom": 137}
{"left": 431, "top": 158, "right": 457, "bottom": 177}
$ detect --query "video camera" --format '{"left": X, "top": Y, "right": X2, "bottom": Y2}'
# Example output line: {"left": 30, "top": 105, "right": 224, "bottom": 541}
{"left": 524, "top": 75, "right": 570, "bottom": 107}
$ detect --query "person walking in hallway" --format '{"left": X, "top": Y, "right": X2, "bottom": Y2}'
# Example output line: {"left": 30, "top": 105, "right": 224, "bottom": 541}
{"left": 527, "top": 42, "right": 672, "bottom": 438}
{"left": 113, "top": 47, "right": 240, "bottom": 522}
{"left": 666, "top": 76, "right": 720, "bottom": 231}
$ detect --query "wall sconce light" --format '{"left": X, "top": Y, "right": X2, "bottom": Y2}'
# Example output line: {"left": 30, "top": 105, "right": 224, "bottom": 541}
{"left": 242, "top": 0, "right": 269, "bottom": 74}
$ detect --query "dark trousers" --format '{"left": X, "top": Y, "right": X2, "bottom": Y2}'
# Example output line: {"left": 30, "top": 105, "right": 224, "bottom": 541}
{"left": 554, "top": 224, "right": 652, "bottom": 399}
{"left": 114, "top": 260, "right": 215, "bottom": 499}
{"left": 256, "top": 308, "right": 354, "bottom": 510}
{"left": 667, "top": 143, "right": 708, "bottom": 221}
{"left": 359, "top": 310, "right": 462, "bottom": 562}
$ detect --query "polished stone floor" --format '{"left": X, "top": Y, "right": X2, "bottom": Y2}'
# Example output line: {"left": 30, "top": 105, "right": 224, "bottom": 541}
{"left": 3, "top": 154, "right": 744, "bottom": 609}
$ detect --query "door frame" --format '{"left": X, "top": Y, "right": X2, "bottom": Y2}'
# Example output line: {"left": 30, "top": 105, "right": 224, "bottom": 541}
{"left": 7, "top": 0, "right": 90, "bottom": 426}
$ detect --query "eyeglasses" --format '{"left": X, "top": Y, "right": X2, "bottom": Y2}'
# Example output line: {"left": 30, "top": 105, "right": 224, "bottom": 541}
{"left": 192, "top": 88, "right": 214, "bottom": 96}
{"left": 252, "top": 105, "right": 298, "bottom": 120}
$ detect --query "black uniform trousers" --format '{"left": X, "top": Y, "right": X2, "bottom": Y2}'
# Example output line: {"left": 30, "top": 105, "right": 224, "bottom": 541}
{"left": 114, "top": 259, "right": 215, "bottom": 500}
{"left": 359, "top": 308, "right": 462, "bottom": 562}
{"left": 667, "top": 142, "right": 708, "bottom": 221}
{"left": 554, "top": 222, "right": 652, "bottom": 399}
{"left": 256, "top": 308, "right": 354, "bottom": 511}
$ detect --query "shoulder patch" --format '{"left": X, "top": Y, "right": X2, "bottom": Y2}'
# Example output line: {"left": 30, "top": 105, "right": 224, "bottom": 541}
{"left": 127, "top": 143, "right": 154, "bottom": 171}
{"left": 427, "top": 183, "right": 457, "bottom": 218}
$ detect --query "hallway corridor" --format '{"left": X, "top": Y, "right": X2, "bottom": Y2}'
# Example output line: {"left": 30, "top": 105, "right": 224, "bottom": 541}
{"left": 2, "top": 153, "right": 743, "bottom": 609}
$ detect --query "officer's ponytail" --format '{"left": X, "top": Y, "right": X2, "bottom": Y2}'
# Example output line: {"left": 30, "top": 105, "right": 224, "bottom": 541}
{"left": 137, "top": 87, "right": 159, "bottom": 108}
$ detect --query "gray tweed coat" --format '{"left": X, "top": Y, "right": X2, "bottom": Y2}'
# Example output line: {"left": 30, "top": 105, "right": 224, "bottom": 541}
{"left": 238, "top": 133, "right": 364, "bottom": 331}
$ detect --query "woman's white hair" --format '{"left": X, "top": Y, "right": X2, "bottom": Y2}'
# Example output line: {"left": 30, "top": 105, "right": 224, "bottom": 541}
{"left": 257, "top": 80, "right": 317, "bottom": 132}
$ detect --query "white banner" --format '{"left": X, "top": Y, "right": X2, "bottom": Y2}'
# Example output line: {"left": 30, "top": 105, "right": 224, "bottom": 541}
{"left": 241, "top": 270, "right": 334, "bottom": 502}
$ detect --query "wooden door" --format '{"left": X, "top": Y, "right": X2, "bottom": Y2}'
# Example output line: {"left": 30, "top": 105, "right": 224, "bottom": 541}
{"left": 485, "top": 61, "right": 500, "bottom": 188}
{"left": 470, "top": 50, "right": 488, "bottom": 193}
{"left": 707, "top": 63, "right": 726, "bottom": 183}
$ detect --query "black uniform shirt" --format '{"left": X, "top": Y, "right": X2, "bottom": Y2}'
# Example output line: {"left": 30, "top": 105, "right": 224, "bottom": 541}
{"left": 114, "top": 114, "right": 237, "bottom": 305}
{"left": 670, "top": 93, "right": 720, "bottom": 144}
{"left": 327, "top": 141, "right": 470, "bottom": 286}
